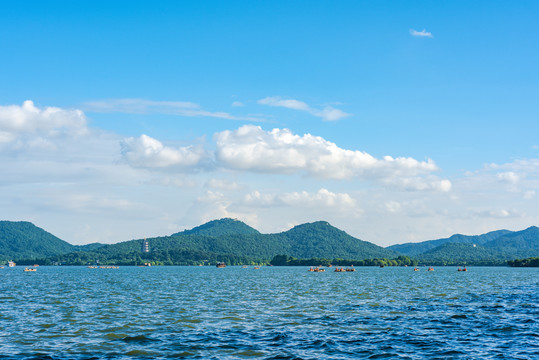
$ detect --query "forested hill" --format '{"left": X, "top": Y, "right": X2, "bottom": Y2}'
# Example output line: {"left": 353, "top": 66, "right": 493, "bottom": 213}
{"left": 388, "top": 229, "right": 513, "bottom": 256}
{"left": 392, "top": 226, "right": 539, "bottom": 265}
{"left": 173, "top": 218, "right": 260, "bottom": 237}
{"left": 4, "top": 218, "right": 396, "bottom": 265}
{"left": 2, "top": 219, "right": 538, "bottom": 266}
{"left": 281, "top": 221, "right": 397, "bottom": 260}
{"left": 0, "top": 221, "right": 74, "bottom": 260}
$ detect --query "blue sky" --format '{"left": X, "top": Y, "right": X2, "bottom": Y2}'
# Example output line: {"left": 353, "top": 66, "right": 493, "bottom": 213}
{"left": 1, "top": 1, "right": 538, "bottom": 246}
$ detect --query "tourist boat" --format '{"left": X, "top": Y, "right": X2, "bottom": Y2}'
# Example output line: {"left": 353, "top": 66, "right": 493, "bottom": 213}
{"left": 8, "top": 261, "right": 16, "bottom": 267}
{"left": 216, "top": 262, "right": 226, "bottom": 268}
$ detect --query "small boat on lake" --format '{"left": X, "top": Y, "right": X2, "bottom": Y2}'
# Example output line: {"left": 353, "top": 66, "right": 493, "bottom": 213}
{"left": 216, "top": 262, "right": 226, "bottom": 268}
{"left": 24, "top": 268, "right": 36, "bottom": 272}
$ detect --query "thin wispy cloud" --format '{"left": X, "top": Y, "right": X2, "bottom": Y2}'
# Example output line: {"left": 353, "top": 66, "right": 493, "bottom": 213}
{"left": 258, "top": 96, "right": 350, "bottom": 121}
{"left": 83, "top": 98, "right": 264, "bottom": 122}
{"left": 410, "top": 29, "right": 433, "bottom": 38}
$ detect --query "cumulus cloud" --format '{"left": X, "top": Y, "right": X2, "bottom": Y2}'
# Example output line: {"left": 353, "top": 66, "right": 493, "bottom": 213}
{"left": 410, "top": 29, "right": 433, "bottom": 38}
{"left": 84, "top": 98, "right": 263, "bottom": 121}
{"left": 258, "top": 96, "right": 350, "bottom": 121}
{"left": 0, "top": 100, "right": 87, "bottom": 137}
{"left": 121, "top": 134, "right": 206, "bottom": 169}
{"left": 214, "top": 125, "right": 449, "bottom": 190}
{"left": 244, "top": 188, "right": 356, "bottom": 208}
{"left": 497, "top": 171, "right": 520, "bottom": 184}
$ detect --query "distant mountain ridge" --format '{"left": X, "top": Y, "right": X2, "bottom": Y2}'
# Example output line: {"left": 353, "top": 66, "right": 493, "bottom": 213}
{"left": 387, "top": 229, "right": 513, "bottom": 256}
{"left": 389, "top": 226, "right": 539, "bottom": 265}
{"left": 1, "top": 219, "right": 538, "bottom": 265}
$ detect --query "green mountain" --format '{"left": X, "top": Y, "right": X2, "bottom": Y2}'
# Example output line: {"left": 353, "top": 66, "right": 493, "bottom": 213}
{"left": 281, "top": 221, "right": 396, "bottom": 259}
{"left": 174, "top": 218, "right": 260, "bottom": 237}
{"left": 19, "top": 218, "right": 396, "bottom": 265}
{"left": 405, "top": 226, "right": 539, "bottom": 265}
{"left": 388, "top": 229, "right": 512, "bottom": 256}
{"left": 4, "top": 218, "right": 538, "bottom": 266}
{"left": 0, "top": 221, "right": 74, "bottom": 261}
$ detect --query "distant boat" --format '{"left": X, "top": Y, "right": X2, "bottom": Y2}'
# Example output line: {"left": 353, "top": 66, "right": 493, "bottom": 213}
{"left": 216, "top": 262, "right": 226, "bottom": 268}
{"left": 24, "top": 268, "right": 36, "bottom": 272}
{"left": 254, "top": 266, "right": 260, "bottom": 270}
{"left": 8, "top": 261, "right": 16, "bottom": 267}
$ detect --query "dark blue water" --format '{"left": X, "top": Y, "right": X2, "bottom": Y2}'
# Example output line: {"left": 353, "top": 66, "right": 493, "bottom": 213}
{"left": 0, "top": 266, "right": 537, "bottom": 359}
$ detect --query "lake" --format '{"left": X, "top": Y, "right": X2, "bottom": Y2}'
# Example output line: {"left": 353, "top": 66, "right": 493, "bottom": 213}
{"left": 0, "top": 266, "right": 537, "bottom": 359}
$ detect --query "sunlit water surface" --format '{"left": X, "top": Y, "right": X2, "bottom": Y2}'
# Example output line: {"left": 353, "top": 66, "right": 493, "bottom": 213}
{"left": 0, "top": 266, "right": 537, "bottom": 359}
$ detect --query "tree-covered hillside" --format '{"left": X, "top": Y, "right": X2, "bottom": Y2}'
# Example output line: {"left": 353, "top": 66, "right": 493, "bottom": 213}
{"left": 13, "top": 219, "right": 396, "bottom": 265}
{"left": 173, "top": 218, "right": 260, "bottom": 237}
{"left": 388, "top": 229, "right": 512, "bottom": 256}
{"left": 282, "top": 221, "right": 396, "bottom": 259}
{"left": 0, "top": 221, "right": 74, "bottom": 261}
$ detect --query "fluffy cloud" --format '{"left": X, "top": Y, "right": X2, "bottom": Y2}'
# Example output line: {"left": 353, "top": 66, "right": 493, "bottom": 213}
{"left": 0, "top": 100, "right": 87, "bottom": 137}
{"left": 214, "top": 125, "right": 449, "bottom": 190}
{"left": 410, "top": 29, "right": 433, "bottom": 38}
{"left": 258, "top": 96, "right": 350, "bottom": 121}
{"left": 244, "top": 188, "right": 356, "bottom": 208}
{"left": 121, "top": 134, "right": 206, "bottom": 169}
{"left": 497, "top": 171, "right": 520, "bottom": 184}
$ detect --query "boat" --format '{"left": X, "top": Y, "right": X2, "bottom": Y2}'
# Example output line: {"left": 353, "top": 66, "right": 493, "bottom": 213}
{"left": 414, "top": 267, "right": 420, "bottom": 271}
{"left": 216, "top": 262, "right": 226, "bottom": 268}
{"left": 8, "top": 261, "right": 16, "bottom": 267}
{"left": 427, "top": 267, "right": 434, "bottom": 271}
{"left": 254, "top": 266, "right": 260, "bottom": 270}
{"left": 24, "top": 268, "right": 36, "bottom": 272}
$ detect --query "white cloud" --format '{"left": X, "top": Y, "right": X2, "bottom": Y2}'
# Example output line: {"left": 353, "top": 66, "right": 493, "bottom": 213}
{"left": 231, "top": 101, "right": 245, "bottom": 107}
{"left": 121, "top": 134, "right": 206, "bottom": 169}
{"left": 475, "top": 209, "right": 524, "bottom": 219}
{"left": 497, "top": 171, "right": 520, "bottom": 184}
{"left": 524, "top": 190, "right": 536, "bottom": 199}
{"left": 258, "top": 96, "right": 350, "bottom": 121}
{"left": 385, "top": 201, "right": 402, "bottom": 213}
{"left": 0, "top": 100, "right": 87, "bottom": 137}
{"left": 244, "top": 188, "right": 356, "bottom": 208}
{"left": 410, "top": 29, "right": 433, "bottom": 38}
{"left": 84, "top": 98, "right": 263, "bottom": 121}
{"left": 214, "top": 125, "right": 449, "bottom": 190}
{"left": 205, "top": 178, "right": 240, "bottom": 190}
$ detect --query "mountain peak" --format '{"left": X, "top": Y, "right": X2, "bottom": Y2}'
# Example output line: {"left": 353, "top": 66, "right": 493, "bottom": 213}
{"left": 176, "top": 218, "right": 260, "bottom": 237}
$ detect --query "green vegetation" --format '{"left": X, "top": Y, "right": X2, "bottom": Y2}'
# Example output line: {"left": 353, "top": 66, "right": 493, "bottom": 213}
{"left": 507, "top": 257, "right": 539, "bottom": 267}
{"left": 0, "top": 221, "right": 75, "bottom": 261}
{"left": 270, "top": 255, "right": 418, "bottom": 267}
{"left": 388, "top": 229, "right": 512, "bottom": 256}
{"left": 2, "top": 219, "right": 538, "bottom": 266}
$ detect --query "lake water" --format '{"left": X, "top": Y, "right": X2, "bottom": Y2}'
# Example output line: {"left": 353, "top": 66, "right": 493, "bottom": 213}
{"left": 0, "top": 266, "right": 537, "bottom": 359}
